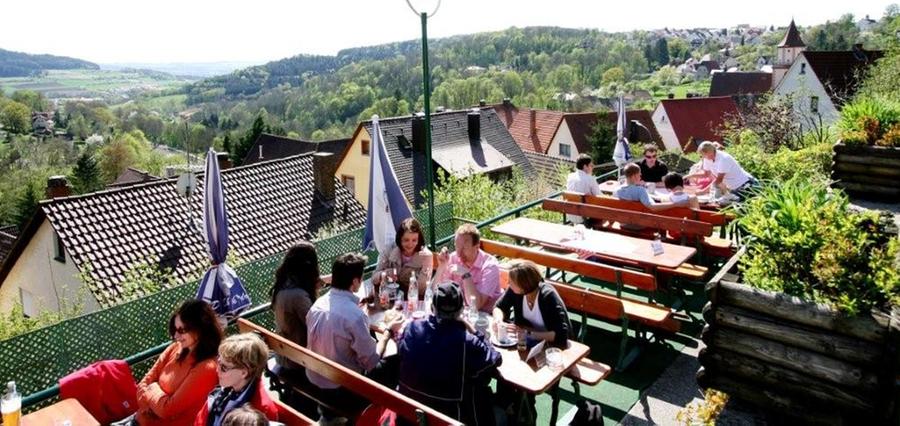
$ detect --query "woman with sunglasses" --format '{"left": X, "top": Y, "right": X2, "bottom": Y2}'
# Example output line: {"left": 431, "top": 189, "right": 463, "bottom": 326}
{"left": 133, "top": 299, "right": 224, "bottom": 425}
{"left": 195, "top": 333, "right": 278, "bottom": 426}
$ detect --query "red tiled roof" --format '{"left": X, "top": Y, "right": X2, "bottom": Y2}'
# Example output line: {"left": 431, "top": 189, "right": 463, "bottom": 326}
{"left": 562, "top": 110, "right": 663, "bottom": 155}
{"left": 487, "top": 103, "right": 564, "bottom": 154}
{"left": 779, "top": 20, "right": 806, "bottom": 48}
{"left": 709, "top": 72, "right": 772, "bottom": 97}
{"left": 658, "top": 97, "right": 740, "bottom": 151}
{"left": 802, "top": 50, "right": 883, "bottom": 106}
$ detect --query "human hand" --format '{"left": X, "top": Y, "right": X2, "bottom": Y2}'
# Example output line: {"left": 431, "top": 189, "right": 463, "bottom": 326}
{"left": 575, "top": 248, "right": 594, "bottom": 260}
{"left": 385, "top": 313, "right": 405, "bottom": 333}
{"left": 452, "top": 264, "right": 470, "bottom": 278}
{"left": 438, "top": 247, "right": 450, "bottom": 265}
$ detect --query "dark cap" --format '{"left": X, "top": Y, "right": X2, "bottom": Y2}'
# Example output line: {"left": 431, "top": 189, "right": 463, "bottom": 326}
{"left": 434, "top": 282, "right": 463, "bottom": 319}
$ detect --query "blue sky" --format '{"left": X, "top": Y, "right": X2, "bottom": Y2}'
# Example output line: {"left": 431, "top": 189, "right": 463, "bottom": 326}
{"left": 0, "top": 0, "right": 895, "bottom": 64}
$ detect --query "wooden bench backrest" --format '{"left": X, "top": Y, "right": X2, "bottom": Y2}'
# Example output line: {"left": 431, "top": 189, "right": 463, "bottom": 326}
{"left": 544, "top": 199, "right": 713, "bottom": 237}
{"left": 480, "top": 239, "right": 657, "bottom": 292}
{"left": 236, "top": 319, "right": 462, "bottom": 426}
{"left": 273, "top": 399, "right": 317, "bottom": 426}
{"left": 562, "top": 191, "right": 730, "bottom": 226}
{"left": 549, "top": 279, "right": 625, "bottom": 321}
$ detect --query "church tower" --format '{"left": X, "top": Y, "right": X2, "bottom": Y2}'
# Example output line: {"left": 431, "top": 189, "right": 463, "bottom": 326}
{"left": 772, "top": 19, "right": 806, "bottom": 88}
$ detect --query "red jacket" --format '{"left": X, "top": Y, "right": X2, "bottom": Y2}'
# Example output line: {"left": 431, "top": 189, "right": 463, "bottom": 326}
{"left": 194, "top": 378, "right": 278, "bottom": 425}
{"left": 58, "top": 359, "right": 138, "bottom": 424}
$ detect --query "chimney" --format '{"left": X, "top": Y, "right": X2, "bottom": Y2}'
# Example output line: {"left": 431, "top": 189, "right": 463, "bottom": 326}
{"left": 478, "top": 99, "right": 487, "bottom": 107}
{"left": 529, "top": 109, "right": 537, "bottom": 139}
{"left": 411, "top": 115, "right": 426, "bottom": 152}
{"left": 468, "top": 109, "right": 481, "bottom": 141}
{"left": 46, "top": 176, "right": 71, "bottom": 199}
{"left": 312, "top": 152, "right": 336, "bottom": 201}
{"left": 502, "top": 98, "right": 512, "bottom": 107}
{"left": 216, "top": 152, "right": 232, "bottom": 170}
{"left": 667, "top": 93, "right": 675, "bottom": 99}
{"left": 257, "top": 144, "right": 264, "bottom": 160}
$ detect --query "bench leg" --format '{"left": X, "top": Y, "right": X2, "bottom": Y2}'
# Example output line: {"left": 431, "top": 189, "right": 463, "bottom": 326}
{"left": 550, "top": 383, "right": 561, "bottom": 425}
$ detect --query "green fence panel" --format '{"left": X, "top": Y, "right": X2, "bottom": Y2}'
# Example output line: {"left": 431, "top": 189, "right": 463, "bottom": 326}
{"left": 0, "top": 202, "right": 453, "bottom": 401}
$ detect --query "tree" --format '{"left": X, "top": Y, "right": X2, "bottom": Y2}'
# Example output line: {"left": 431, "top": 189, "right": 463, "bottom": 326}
{"left": 13, "top": 183, "right": 39, "bottom": 228}
{"left": 233, "top": 114, "right": 268, "bottom": 165}
{"left": 587, "top": 115, "right": 616, "bottom": 165}
{"left": 654, "top": 38, "right": 670, "bottom": 66}
{"left": 0, "top": 101, "right": 31, "bottom": 134}
{"left": 601, "top": 67, "right": 625, "bottom": 86}
{"left": 71, "top": 153, "right": 102, "bottom": 194}
{"left": 11, "top": 90, "right": 47, "bottom": 112}
{"left": 97, "top": 131, "right": 154, "bottom": 181}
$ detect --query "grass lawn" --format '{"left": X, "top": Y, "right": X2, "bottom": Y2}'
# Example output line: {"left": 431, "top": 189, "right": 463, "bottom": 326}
{"left": 0, "top": 69, "right": 192, "bottom": 104}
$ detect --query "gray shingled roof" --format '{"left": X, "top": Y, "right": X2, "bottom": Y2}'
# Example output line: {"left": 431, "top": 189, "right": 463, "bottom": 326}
{"left": 243, "top": 133, "right": 351, "bottom": 166}
{"left": 363, "top": 109, "right": 535, "bottom": 207}
{"left": 40, "top": 153, "right": 366, "bottom": 306}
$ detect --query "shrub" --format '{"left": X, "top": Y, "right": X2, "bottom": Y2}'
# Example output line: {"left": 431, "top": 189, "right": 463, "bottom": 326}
{"left": 727, "top": 138, "right": 832, "bottom": 184}
{"left": 736, "top": 178, "right": 900, "bottom": 315}
{"left": 879, "top": 123, "right": 900, "bottom": 147}
{"left": 838, "top": 97, "right": 900, "bottom": 145}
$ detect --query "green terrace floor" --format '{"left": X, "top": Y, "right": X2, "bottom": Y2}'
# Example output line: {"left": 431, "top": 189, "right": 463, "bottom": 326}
{"left": 527, "top": 274, "right": 708, "bottom": 425}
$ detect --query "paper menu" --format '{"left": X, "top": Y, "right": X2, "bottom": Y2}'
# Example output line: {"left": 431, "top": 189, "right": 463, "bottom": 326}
{"left": 526, "top": 340, "right": 545, "bottom": 363}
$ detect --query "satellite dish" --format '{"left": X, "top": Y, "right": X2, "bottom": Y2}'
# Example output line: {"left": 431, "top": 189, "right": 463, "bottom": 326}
{"left": 176, "top": 173, "right": 197, "bottom": 198}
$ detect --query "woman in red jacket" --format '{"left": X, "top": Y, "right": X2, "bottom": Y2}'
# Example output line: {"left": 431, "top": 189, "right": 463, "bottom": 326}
{"left": 135, "top": 299, "right": 224, "bottom": 425}
{"left": 195, "top": 333, "right": 278, "bottom": 426}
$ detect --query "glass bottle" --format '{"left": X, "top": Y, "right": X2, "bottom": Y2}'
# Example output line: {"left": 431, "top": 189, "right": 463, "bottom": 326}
{"left": 1, "top": 381, "right": 21, "bottom": 426}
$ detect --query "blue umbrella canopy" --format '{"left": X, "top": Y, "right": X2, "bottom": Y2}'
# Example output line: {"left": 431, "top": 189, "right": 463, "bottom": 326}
{"left": 196, "top": 148, "right": 251, "bottom": 317}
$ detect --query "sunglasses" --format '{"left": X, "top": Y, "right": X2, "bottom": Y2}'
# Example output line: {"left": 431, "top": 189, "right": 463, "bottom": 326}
{"left": 216, "top": 357, "right": 240, "bottom": 373}
{"left": 645, "top": 155, "right": 656, "bottom": 159}
{"left": 172, "top": 326, "right": 191, "bottom": 335}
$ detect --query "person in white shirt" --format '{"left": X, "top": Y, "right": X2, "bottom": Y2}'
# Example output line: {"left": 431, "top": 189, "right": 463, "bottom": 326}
{"left": 564, "top": 154, "right": 601, "bottom": 225}
{"left": 697, "top": 141, "right": 759, "bottom": 201}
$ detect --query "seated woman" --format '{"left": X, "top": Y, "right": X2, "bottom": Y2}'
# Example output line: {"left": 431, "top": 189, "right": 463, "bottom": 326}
{"left": 195, "top": 333, "right": 278, "bottom": 425}
{"left": 372, "top": 218, "right": 433, "bottom": 297}
{"left": 135, "top": 299, "right": 223, "bottom": 426}
{"left": 492, "top": 260, "right": 572, "bottom": 348}
{"left": 271, "top": 241, "right": 320, "bottom": 373}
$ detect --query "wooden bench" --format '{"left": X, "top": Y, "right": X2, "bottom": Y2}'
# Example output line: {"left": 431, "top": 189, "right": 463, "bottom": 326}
{"left": 562, "top": 192, "right": 737, "bottom": 258}
{"left": 481, "top": 239, "right": 680, "bottom": 370}
{"left": 237, "top": 318, "right": 463, "bottom": 426}
{"left": 273, "top": 399, "right": 317, "bottom": 426}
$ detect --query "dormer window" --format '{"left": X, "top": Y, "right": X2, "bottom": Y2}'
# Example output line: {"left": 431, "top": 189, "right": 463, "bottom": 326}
{"left": 397, "top": 135, "right": 412, "bottom": 150}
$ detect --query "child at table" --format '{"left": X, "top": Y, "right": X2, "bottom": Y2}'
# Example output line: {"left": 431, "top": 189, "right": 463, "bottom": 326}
{"left": 663, "top": 173, "right": 699, "bottom": 209}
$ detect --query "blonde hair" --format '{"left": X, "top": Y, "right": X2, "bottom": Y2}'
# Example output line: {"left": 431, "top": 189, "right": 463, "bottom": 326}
{"left": 698, "top": 141, "right": 718, "bottom": 154}
{"left": 508, "top": 260, "right": 543, "bottom": 294}
{"left": 219, "top": 333, "right": 269, "bottom": 379}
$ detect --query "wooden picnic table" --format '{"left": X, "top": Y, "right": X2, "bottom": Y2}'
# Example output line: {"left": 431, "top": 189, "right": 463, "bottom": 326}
{"left": 491, "top": 217, "right": 696, "bottom": 269}
{"left": 22, "top": 398, "right": 99, "bottom": 426}
{"left": 599, "top": 180, "right": 711, "bottom": 200}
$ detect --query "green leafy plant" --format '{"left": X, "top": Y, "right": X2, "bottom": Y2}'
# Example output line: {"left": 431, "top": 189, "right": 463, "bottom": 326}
{"left": 727, "top": 136, "right": 832, "bottom": 184}
{"left": 838, "top": 97, "right": 900, "bottom": 145}
{"left": 735, "top": 178, "right": 900, "bottom": 315}
{"left": 676, "top": 389, "right": 729, "bottom": 426}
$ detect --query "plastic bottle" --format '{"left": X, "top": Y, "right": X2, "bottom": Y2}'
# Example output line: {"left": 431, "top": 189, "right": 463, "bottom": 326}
{"left": 1, "top": 381, "right": 21, "bottom": 426}
{"left": 408, "top": 274, "right": 419, "bottom": 313}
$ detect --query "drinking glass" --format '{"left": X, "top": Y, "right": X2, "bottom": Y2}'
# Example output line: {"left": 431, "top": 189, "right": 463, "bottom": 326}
{"left": 546, "top": 347, "right": 564, "bottom": 371}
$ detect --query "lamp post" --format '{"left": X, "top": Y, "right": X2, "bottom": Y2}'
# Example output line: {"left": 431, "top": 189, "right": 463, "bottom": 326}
{"left": 405, "top": 0, "right": 440, "bottom": 250}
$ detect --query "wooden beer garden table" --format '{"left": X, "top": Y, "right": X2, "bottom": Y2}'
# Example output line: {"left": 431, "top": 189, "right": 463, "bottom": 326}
{"left": 598, "top": 180, "right": 721, "bottom": 209}
{"left": 494, "top": 338, "right": 590, "bottom": 424}
{"left": 491, "top": 217, "right": 696, "bottom": 270}
{"left": 22, "top": 398, "right": 99, "bottom": 426}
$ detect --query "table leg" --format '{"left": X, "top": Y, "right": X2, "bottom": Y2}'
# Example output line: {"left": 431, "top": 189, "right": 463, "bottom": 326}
{"left": 550, "top": 382, "right": 560, "bottom": 425}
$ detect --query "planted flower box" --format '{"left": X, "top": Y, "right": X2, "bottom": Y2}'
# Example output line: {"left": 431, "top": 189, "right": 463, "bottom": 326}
{"left": 831, "top": 142, "right": 900, "bottom": 201}
{"left": 697, "top": 249, "right": 900, "bottom": 425}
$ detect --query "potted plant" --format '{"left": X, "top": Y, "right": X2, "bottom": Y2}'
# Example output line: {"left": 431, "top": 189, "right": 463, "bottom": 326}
{"left": 832, "top": 97, "right": 900, "bottom": 200}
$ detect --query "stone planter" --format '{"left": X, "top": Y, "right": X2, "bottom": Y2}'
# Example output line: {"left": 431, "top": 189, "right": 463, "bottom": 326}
{"left": 831, "top": 142, "right": 900, "bottom": 201}
{"left": 697, "top": 248, "right": 900, "bottom": 425}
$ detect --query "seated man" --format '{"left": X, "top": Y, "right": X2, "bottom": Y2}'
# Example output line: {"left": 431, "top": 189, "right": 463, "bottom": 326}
{"left": 697, "top": 141, "right": 759, "bottom": 201}
{"left": 565, "top": 154, "right": 601, "bottom": 225}
{"left": 615, "top": 163, "right": 677, "bottom": 212}
{"left": 638, "top": 144, "right": 668, "bottom": 186}
{"left": 434, "top": 224, "right": 502, "bottom": 314}
{"left": 397, "top": 283, "right": 502, "bottom": 425}
{"left": 306, "top": 253, "right": 402, "bottom": 420}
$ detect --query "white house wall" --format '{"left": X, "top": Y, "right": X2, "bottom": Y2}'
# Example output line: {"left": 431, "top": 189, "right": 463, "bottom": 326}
{"left": 652, "top": 106, "right": 681, "bottom": 151}
{"left": 774, "top": 56, "right": 840, "bottom": 127}
{"left": 0, "top": 220, "right": 99, "bottom": 315}
{"left": 547, "top": 120, "right": 578, "bottom": 160}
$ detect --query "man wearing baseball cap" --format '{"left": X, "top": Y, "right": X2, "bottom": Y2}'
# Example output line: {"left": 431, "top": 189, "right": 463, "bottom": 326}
{"left": 397, "top": 282, "right": 502, "bottom": 425}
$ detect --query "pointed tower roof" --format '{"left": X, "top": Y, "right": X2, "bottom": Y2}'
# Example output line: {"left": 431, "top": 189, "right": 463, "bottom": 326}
{"left": 778, "top": 19, "right": 806, "bottom": 48}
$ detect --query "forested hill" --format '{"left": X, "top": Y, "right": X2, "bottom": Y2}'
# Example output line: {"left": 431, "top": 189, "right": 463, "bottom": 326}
{"left": 0, "top": 48, "right": 99, "bottom": 77}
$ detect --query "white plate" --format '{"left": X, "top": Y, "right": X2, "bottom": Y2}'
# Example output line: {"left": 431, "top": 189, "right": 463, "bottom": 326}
{"left": 491, "top": 336, "right": 517, "bottom": 348}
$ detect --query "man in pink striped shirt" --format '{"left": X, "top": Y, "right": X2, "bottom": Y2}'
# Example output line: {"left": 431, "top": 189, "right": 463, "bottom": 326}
{"left": 434, "top": 224, "right": 502, "bottom": 314}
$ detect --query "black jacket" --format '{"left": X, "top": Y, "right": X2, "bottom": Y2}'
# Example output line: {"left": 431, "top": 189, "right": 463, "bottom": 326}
{"left": 494, "top": 282, "right": 572, "bottom": 348}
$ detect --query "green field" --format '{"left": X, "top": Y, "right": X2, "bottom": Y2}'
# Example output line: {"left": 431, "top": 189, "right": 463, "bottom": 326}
{"left": 0, "top": 69, "right": 194, "bottom": 104}
{"left": 646, "top": 80, "right": 712, "bottom": 102}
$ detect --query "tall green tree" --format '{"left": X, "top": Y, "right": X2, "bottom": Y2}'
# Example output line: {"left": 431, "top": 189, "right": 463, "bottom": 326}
{"left": 13, "top": 183, "right": 39, "bottom": 228}
{"left": 0, "top": 101, "right": 31, "bottom": 134}
{"left": 233, "top": 114, "right": 268, "bottom": 165}
{"left": 588, "top": 116, "right": 616, "bottom": 165}
{"left": 11, "top": 90, "right": 47, "bottom": 112}
{"left": 72, "top": 153, "right": 103, "bottom": 194}
{"left": 654, "top": 38, "right": 670, "bottom": 66}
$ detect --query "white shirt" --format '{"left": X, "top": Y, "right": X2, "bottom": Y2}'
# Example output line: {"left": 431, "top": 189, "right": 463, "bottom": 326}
{"left": 670, "top": 192, "right": 691, "bottom": 205}
{"left": 702, "top": 150, "right": 752, "bottom": 190}
{"left": 522, "top": 297, "right": 546, "bottom": 331}
{"left": 565, "top": 169, "right": 600, "bottom": 224}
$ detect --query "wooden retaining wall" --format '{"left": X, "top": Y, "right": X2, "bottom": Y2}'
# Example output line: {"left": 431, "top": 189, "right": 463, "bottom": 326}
{"left": 698, "top": 250, "right": 900, "bottom": 425}
{"left": 831, "top": 143, "right": 900, "bottom": 201}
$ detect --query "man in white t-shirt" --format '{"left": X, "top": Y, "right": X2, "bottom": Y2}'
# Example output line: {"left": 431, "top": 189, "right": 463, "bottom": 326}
{"left": 697, "top": 141, "right": 758, "bottom": 201}
{"left": 564, "top": 154, "right": 601, "bottom": 224}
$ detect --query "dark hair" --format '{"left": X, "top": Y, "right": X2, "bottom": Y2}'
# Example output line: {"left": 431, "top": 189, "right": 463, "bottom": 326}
{"left": 575, "top": 154, "right": 593, "bottom": 170}
{"left": 168, "top": 299, "right": 223, "bottom": 364}
{"left": 394, "top": 218, "right": 425, "bottom": 253}
{"left": 508, "top": 260, "right": 542, "bottom": 294}
{"left": 331, "top": 253, "right": 366, "bottom": 290}
{"left": 222, "top": 405, "right": 268, "bottom": 426}
{"left": 623, "top": 163, "right": 641, "bottom": 177}
{"left": 271, "top": 241, "right": 320, "bottom": 304}
{"left": 663, "top": 172, "right": 684, "bottom": 190}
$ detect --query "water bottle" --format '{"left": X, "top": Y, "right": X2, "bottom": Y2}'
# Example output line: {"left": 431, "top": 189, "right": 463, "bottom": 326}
{"left": 1, "top": 381, "right": 21, "bottom": 426}
{"left": 423, "top": 280, "right": 434, "bottom": 314}
{"left": 395, "top": 290, "right": 405, "bottom": 311}
{"left": 408, "top": 274, "right": 419, "bottom": 313}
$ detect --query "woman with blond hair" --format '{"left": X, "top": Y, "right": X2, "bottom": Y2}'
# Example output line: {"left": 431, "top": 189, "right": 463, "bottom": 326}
{"left": 492, "top": 260, "right": 572, "bottom": 348}
{"left": 195, "top": 333, "right": 278, "bottom": 426}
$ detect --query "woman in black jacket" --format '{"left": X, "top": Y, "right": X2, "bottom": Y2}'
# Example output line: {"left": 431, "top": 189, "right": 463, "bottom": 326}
{"left": 492, "top": 260, "right": 572, "bottom": 348}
